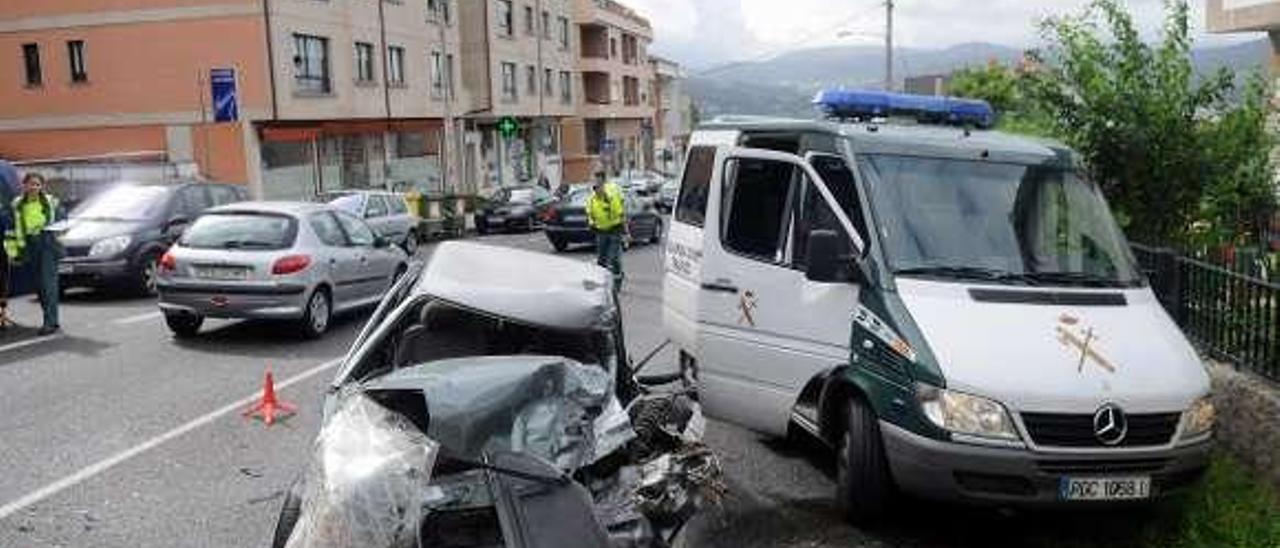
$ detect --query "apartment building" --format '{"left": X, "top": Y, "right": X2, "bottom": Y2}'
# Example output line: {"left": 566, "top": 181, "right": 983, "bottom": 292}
{"left": 0, "top": 0, "right": 464, "bottom": 200}
{"left": 561, "top": 0, "right": 656, "bottom": 183}
{"left": 458, "top": 0, "right": 576, "bottom": 191}
{"left": 650, "top": 54, "right": 691, "bottom": 176}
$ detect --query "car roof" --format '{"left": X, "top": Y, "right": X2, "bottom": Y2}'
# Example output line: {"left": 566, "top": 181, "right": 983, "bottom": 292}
{"left": 698, "top": 117, "right": 1075, "bottom": 166}
{"left": 206, "top": 201, "right": 331, "bottom": 216}
{"left": 410, "top": 241, "right": 614, "bottom": 331}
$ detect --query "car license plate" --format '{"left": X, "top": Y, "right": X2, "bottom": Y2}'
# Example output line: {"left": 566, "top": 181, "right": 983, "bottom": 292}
{"left": 487, "top": 216, "right": 504, "bottom": 224}
{"left": 563, "top": 215, "right": 585, "bottom": 223}
{"left": 1060, "top": 476, "right": 1151, "bottom": 501}
{"left": 57, "top": 263, "right": 74, "bottom": 275}
{"left": 195, "top": 266, "right": 249, "bottom": 280}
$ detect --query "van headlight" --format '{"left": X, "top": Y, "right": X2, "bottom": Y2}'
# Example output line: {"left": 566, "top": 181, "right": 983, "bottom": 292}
{"left": 89, "top": 235, "right": 131, "bottom": 258}
{"left": 1182, "top": 396, "right": 1215, "bottom": 439}
{"left": 917, "top": 384, "right": 1019, "bottom": 441}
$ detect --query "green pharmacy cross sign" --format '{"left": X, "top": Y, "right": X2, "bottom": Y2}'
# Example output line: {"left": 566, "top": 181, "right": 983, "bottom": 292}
{"left": 497, "top": 116, "right": 520, "bottom": 139}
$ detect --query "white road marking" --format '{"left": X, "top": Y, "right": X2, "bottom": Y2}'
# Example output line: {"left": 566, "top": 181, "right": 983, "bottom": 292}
{"left": 111, "top": 311, "right": 163, "bottom": 325}
{"left": 0, "top": 358, "right": 342, "bottom": 521}
{"left": 0, "top": 334, "right": 64, "bottom": 354}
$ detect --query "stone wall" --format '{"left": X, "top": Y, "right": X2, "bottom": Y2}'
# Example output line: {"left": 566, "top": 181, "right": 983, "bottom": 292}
{"left": 1209, "top": 362, "right": 1280, "bottom": 490}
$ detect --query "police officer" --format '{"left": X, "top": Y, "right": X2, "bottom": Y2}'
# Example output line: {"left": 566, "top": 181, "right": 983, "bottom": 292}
{"left": 586, "top": 171, "right": 626, "bottom": 293}
{"left": 6, "top": 173, "right": 61, "bottom": 334}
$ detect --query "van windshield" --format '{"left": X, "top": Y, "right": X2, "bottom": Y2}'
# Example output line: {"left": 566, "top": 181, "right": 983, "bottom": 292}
{"left": 861, "top": 154, "right": 1142, "bottom": 288}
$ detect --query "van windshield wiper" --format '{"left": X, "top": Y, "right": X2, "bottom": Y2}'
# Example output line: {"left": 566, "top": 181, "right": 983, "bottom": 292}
{"left": 894, "top": 266, "right": 1038, "bottom": 285}
{"left": 1025, "top": 271, "right": 1133, "bottom": 288}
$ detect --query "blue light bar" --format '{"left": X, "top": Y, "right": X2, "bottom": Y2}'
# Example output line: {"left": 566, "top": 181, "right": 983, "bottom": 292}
{"left": 813, "top": 89, "right": 995, "bottom": 129}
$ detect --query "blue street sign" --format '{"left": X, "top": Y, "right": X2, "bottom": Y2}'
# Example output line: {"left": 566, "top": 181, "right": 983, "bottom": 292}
{"left": 210, "top": 68, "right": 238, "bottom": 123}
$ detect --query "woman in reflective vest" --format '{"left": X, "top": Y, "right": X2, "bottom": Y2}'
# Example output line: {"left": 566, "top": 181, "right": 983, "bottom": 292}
{"left": 5, "top": 173, "right": 62, "bottom": 334}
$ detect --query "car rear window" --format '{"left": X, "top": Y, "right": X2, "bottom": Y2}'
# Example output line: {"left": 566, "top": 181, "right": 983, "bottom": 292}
{"left": 180, "top": 213, "right": 297, "bottom": 250}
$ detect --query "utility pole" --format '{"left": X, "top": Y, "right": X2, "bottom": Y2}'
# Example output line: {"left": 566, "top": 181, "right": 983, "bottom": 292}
{"left": 885, "top": 0, "right": 894, "bottom": 92}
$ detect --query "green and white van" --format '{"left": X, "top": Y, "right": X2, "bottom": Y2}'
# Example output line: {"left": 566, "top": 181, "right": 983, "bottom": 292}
{"left": 661, "top": 116, "right": 1214, "bottom": 520}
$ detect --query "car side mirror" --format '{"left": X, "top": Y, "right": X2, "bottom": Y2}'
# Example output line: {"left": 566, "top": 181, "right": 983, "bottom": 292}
{"left": 373, "top": 235, "right": 391, "bottom": 248}
{"left": 805, "top": 229, "right": 848, "bottom": 283}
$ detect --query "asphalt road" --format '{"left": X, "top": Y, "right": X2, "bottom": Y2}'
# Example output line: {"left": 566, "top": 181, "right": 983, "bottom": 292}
{"left": 0, "top": 228, "right": 1197, "bottom": 548}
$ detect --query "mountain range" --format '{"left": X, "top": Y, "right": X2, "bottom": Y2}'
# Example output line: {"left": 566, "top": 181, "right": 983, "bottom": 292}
{"left": 686, "top": 39, "right": 1272, "bottom": 119}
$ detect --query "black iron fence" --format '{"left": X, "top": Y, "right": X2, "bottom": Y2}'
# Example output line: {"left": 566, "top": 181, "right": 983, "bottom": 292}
{"left": 1133, "top": 244, "right": 1280, "bottom": 383}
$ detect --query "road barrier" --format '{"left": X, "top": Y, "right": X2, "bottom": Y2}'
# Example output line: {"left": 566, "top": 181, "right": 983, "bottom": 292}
{"left": 1134, "top": 244, "right": 1280, "bottom": 383}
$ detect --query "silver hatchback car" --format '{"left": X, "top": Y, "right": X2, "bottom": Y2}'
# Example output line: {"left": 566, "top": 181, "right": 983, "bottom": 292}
{"left": 156, "top": 202, "right": 408, "bottom": 339}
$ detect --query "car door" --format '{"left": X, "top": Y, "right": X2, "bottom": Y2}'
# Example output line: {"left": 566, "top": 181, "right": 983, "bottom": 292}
{"left": 694, "top": 148, "right": 867, "bottom": 436}
{"left": 361, "top": 194, "right": 393, "bottom": 239}
{"left": 307, "top": 211, "right": 360, "bottom": 307}
{"left": 333, "top": 210, "right": 389, "bottom": 302}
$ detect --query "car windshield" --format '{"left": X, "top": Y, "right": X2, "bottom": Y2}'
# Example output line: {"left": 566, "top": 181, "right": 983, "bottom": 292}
{"left": 180, "top": 213, "right": 297, "bottom": 250}
{"left": 567, "top": 188, "right": 592, "bottom": 205}
{"left": 69, "top": 185, "right": 170, "bottom": 221}
{"left": 501, "top": 188, "right": 535, "bottom": 204}
{"left": 861, "top": 154, "right": 1142, "bottom": 287}
{"left": 326, "top": 193, "right": 363, "bottom": 214}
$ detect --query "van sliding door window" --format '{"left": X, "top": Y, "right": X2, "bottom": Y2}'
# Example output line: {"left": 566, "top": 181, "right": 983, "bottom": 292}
{"left": 674, "top": 146, "right": 715, "bottom": 227}
{"left": 720, "top": 158, "right": 796, "bottom": 263}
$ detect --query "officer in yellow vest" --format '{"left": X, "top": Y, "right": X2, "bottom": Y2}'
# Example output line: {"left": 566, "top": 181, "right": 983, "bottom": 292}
{"left": 5, "top": 173, "right": 62, "bottom": 334}
{"left": 586, "top": 171, "right": 626, "bottom": 293}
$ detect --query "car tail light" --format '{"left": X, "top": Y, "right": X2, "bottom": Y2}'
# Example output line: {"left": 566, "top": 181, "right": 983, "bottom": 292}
{"left": 544, "top": 208, "right": 558, "bottom": 223}
{"left": 271, "top": 255, "right": 312, "bottom": 275}
{"left": 159, "top": 251, "right": 176, "bottom": 273}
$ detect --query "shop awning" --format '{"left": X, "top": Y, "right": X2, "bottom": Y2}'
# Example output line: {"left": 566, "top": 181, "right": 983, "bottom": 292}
{"left": 259, "top": 120, "right": 444, "bottom": 142}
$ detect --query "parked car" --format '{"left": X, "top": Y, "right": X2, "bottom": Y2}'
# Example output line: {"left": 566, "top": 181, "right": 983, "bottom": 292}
{"left": 544, "top": 188, "right": 664, "bottom": 252}
{"left": 270, "top": 241, "right": 721, "bottom": 548}
{"left": 474, "top": 185, "right": 556, "bottom": 233}
{"left": 322, "top": 190, "right": 420, "bottom": 255}
{"left": 156, "top": 202, "right": 408, "bottom": 339}
{"left": 54, "top": 181, "right": 247, "bottom": 296}
{"left": 657, "top": 179, "right": 679, "bottom": 213}
{"left": 618, "top": 171, "right": 665, "bottom": 196}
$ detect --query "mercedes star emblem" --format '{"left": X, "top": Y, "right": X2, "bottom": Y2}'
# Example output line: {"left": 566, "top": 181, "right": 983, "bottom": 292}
{"left": 1092, "top": 403, "right": 1129, "bottom": 446}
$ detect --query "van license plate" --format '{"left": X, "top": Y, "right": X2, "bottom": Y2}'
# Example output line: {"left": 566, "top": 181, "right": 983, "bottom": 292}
{"left": 1060, "top": 476, "right": 1151, "bottom": 501}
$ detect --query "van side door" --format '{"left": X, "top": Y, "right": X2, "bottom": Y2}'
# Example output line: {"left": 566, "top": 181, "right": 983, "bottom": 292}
{"left": 695, "top": 148, "right": 867, "bottom": 436}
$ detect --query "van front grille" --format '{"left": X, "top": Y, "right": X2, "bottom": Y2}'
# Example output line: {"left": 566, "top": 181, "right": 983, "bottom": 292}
{"left": 1021, "top": 412, "right": 1180, "bottom": 448}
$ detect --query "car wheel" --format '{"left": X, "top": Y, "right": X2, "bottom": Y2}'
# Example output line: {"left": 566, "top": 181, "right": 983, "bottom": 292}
{"left": 298, "top": 288, "right": 331, "bottom": 339}
{"left": 271, "top": 476, "right": 305, "bottom": 548}
{"left": 549, "top": 237, "right": 568, "bottom": 253}
{"left": 135, "top": 254, "right": 161, "bottom": 296}
{"left": 164, "top": 312, "right": 203, "bottom": 338}
{"left": 650, "top": 220, "right": 663, "bottom": 244}
{"left": 402, "top": 230, "right": 419, "bottom": 256}
{"left": 836, "top": 397, "right": 894, "bottom": 524}
{"left": 476, "top": 220, "right": 489, "bottom": 235}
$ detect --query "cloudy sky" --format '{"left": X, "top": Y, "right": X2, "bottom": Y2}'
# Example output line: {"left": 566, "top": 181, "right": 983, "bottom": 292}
{"left": 624, "top": 0, "right": 1265, "bottom": 69}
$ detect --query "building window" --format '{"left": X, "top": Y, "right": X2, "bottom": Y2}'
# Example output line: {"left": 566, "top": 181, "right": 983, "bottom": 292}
{"left": 501, "top": 61, "right": 517, "bottom": 102}
{"left": 355, "top": 42, "right": 375, "bottom": 83}
{"left": 543, "top": 68, "right": 553, "bottom": 97}
{"left": 445, "top": 54, "right": 456, "bottom": 98}
{"left": 293, "top": 34, "right": 330, "bottom": 93}
{"left": 558, "top": 17, "right": 570, "bottom": 50}
{"left": 430, "top": 51, "right": 444, "bottom": 98}
{"left": 388, "top": 45, "right": 405, "bottom": 85}
{"left": 559, "top": 70, "right": 571, "bottom": 104}
{"left": 524, "top": 5, "right": 534, "bottom": 35}
{"left": 428, "top": 0, "right": 451, "bottom": 24}
{"left": 525, "top": 65, "right": 536, "bottom": 96}
{"left": 540, "top": 10, "right": 550, "bottom": 39}
{"left": 609, "top": 37, "right": 617, "bottom": 59}
{"left": 67, "top": 40, "right": 87, "bottom": 83}
{"left": 21, "top": 43, "right": 41, "bottom": 87}
{"left": 497, "top": 0, "right": 513, "bottom": 37}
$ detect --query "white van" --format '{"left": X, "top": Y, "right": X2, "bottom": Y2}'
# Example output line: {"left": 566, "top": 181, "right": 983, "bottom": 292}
{"left": 662, "top": 106, "right": 1214, "bottom": 520}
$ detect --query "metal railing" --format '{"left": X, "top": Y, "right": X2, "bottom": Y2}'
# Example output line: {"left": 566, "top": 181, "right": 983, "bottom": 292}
{"left": 1134, "top": 244, "right": 1280, "bottom": 383}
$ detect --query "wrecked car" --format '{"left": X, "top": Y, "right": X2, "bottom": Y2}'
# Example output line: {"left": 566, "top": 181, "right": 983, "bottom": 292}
{"left": 272, "top": 241, "right": 724, "bottom": 548}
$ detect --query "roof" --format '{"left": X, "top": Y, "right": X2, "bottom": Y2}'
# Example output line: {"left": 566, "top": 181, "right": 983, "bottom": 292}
{"left": 411, "top": 241, "right": 614, "bottom": 331}
{"left": 207, "top": 201, "right": 331, "bottom": 216}
{"left": 699, "top": 117, "right": 1075, "bottom": 166}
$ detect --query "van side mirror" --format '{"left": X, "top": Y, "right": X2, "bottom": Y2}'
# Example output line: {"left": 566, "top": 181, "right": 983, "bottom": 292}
{"left": 805, "top": 229, "right": 845, "bottom": 283}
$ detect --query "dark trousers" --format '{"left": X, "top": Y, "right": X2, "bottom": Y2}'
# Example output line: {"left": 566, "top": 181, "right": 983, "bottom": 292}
{"left": 27, "top": 234, "right": 59, "bottom": 328}
{"left": 595, "top": 230, "right": 624, "bottom": 293}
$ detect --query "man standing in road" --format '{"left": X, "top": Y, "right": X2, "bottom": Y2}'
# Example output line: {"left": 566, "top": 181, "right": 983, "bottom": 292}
{"left": 586, "top": 171, "right": 626, "bottom": 293}
{"left": 5, "top": 173, "right": 62, "bottom": 334}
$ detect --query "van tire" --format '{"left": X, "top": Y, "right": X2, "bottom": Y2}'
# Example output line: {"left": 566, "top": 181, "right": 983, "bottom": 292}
{"left": 836, "top": 397, "right": 893, "bottom": 524}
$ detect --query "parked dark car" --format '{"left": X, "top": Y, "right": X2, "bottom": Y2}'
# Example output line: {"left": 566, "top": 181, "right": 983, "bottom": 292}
{"left": 54, "top": 181, "right": 247, "bottom": 295}
{"left": 474, "top": 186, "right": 555, "bottom": 234}
{"left": 656, "top": 179, "right": 678, "bottom": 213}
{"left": 543, "top": 188, "right": 663, "bottom": 252}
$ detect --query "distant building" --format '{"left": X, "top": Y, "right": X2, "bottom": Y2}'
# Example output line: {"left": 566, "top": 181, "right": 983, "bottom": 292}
{"left": 903, "top": 74, "right": 951, "bottom": 96}
{"left": 650, "top": 55, "right": 691, "bottom": 176}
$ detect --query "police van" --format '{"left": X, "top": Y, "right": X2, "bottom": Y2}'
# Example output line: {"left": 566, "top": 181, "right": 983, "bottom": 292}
{"left": 661, "top": 90, "right": 1214, "bottom": 520}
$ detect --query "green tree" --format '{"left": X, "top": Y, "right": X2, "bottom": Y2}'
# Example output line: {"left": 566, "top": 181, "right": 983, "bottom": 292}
{"left": 1022, "top": 0, "right": 1275, "bottom": 246}
{"left": 949, "top": 63, "right": 1021, "bottom": 113}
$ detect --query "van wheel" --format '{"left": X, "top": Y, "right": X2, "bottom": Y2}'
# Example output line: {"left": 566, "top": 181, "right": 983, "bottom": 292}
{"left": 165, "top": 312, "right": 203, "bottom": 338}
{"left": 298, "top": 288, "right": 331, "bottom": 339}
{"left": 836, "top": 397, "right": 893, "bottom": 524}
